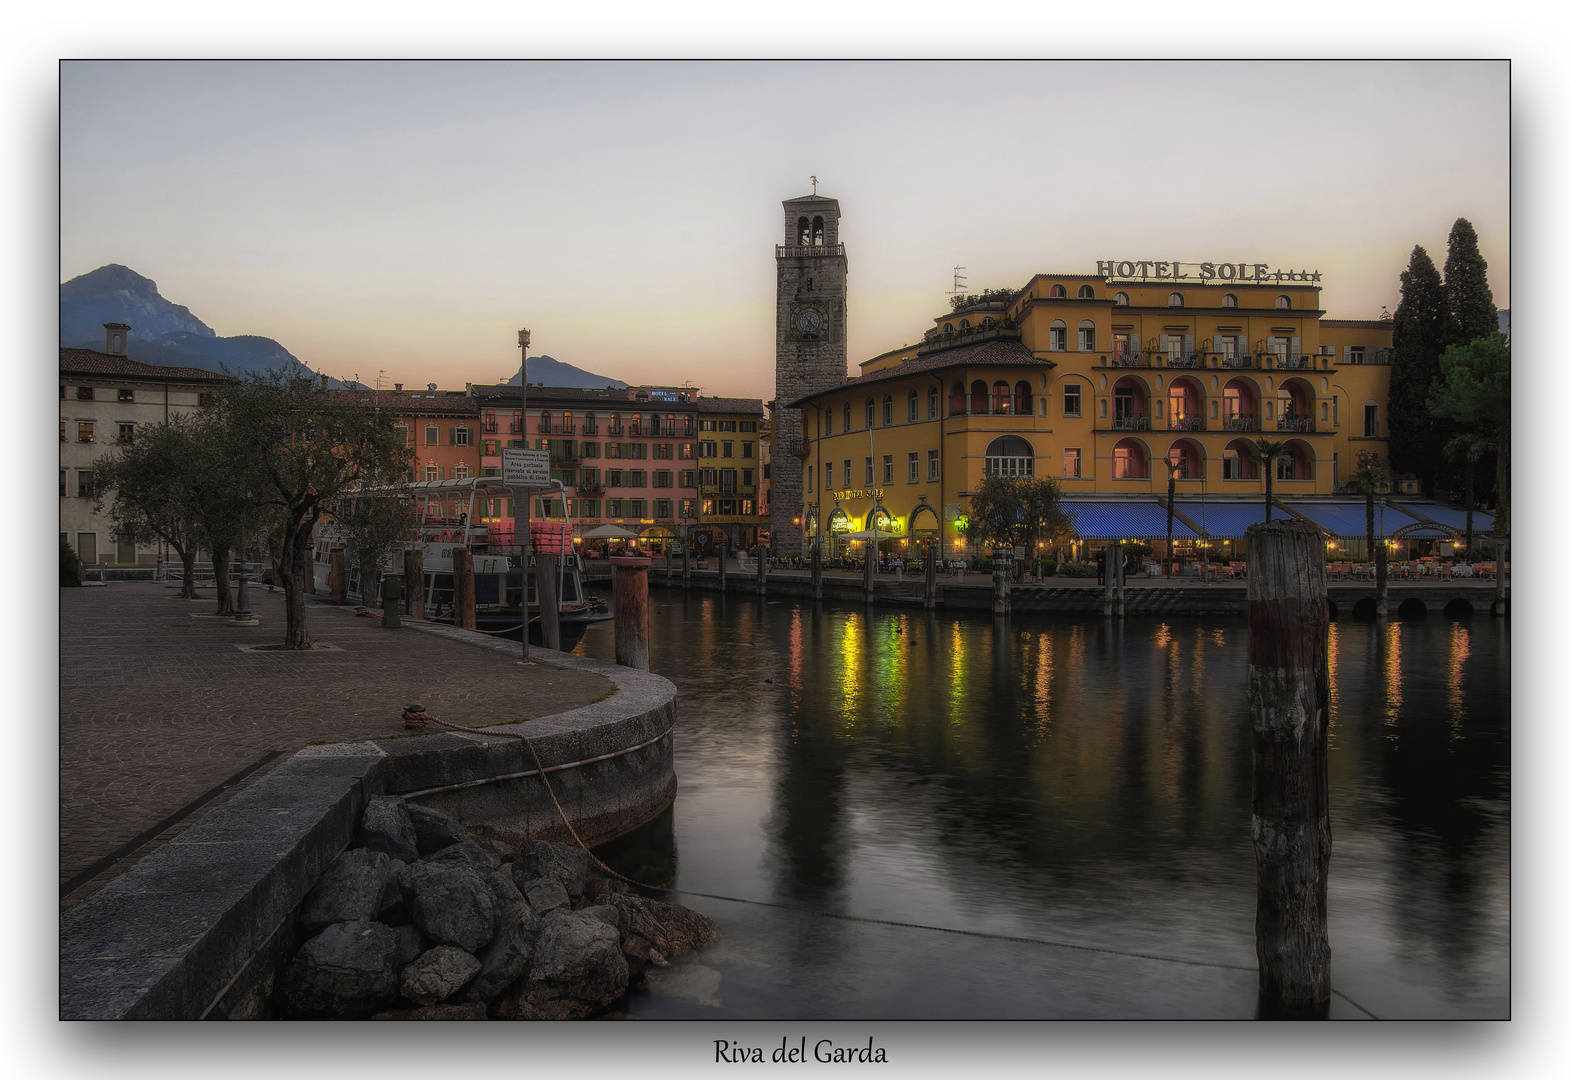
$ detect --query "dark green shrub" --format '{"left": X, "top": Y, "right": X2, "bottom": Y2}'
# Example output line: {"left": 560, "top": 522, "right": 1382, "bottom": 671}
{"left": 61, "top": 538, "right": 82, "bottom": 586}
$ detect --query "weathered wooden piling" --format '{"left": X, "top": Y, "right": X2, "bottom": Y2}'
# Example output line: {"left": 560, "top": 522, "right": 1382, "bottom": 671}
{"left": 1374, "top": 545, "right": 1389, "bottom": 620}
{"left": 810, "top": 542, "right": 823, "bottom": 600}
{"left": 1492, "top": 538, "right": 1509, "bottom": 617}
{"left": 1114, "top": 543, "right": 1127, "bottom": 619}
{"left": 665, "top": 546, "right": 673, "bottom": 587}
{"left": 863, "top": 549, "right": 875, "bottom": 604}
{"left": 611, "top": 556, "right": 651, "bottom": 670}
{"left": 536, "top": 552, "right": 561, "bottom": 651}
{"left": 329, "top": 548, "right": 346, "bottom": 605}
{"left": 403, "top": 548, "right": 423, "bottom": 619}
{"left": 1245, "top": 519, "right": 1332, "bottom": 1019}
{"left": 756, "top": 545, "right": 768, "bottom": 596}
{"left": 1101, "top": 541, "right": 1117, "bottom": 618}
{"left": 718, "top": 546, "right": 728, "bottom": 593}
{"left": 380, "top": 574, "right": 401, "bottom": 628}
{"left": 991, "top": 548, "right": 1011, "bottom": 616}
{"left": 923, "top": 544, "right": 937, "bottom": 610}
{"left": 682, "top": 539, "right": 691, "bottom": 589}
{"left": 452, "top": 547, "right": 476, "bottom": 631}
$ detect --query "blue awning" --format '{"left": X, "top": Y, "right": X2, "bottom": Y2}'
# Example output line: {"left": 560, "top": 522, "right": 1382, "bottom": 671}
{"left": 1062, "top": 500, "right": 1197, "bottom": 541}
{"left": 1287, "top": 501, "right": 1423, "bottom": 539}
{"left": 1393, "top": 502, "right": 1495, "bottom": 534}
{"left": 1173, "top": 501, "right": 1272, "bottom": 540}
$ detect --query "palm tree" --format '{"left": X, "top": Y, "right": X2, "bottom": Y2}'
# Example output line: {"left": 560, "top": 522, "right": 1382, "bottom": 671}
{"left": 1345, "top": 451, "right": 1392, "bottom": 617}
{"left": 1251, "top": 438, "right": 1289, "bottom": 522}
{"left": 1163, "top": 453, "right": 1183, "bottom": 577}
{"left": 1443, "top": 431, "right": 1490, "bottom": 557}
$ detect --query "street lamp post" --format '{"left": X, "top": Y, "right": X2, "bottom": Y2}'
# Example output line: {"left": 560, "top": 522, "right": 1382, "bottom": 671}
{"left": 518, "top": 328, "right": 530, "bottom": 663}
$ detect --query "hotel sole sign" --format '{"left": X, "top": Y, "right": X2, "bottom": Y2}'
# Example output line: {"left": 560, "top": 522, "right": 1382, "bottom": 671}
{"left": 1096, "top": 261, "right": 1321, "bottom": 284}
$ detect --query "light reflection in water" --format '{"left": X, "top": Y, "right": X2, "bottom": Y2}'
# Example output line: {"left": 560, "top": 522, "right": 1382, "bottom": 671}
{"left": 1383, "top": 621, "right": 1404, "bottom": 740}
{"left": 1448, "top": 622, "right": 1470, "bottom": 741}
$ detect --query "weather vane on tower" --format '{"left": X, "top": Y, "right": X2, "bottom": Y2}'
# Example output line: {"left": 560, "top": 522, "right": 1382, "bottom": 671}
{"left": 810, "top": 175, "right": 818, "bottom": 195}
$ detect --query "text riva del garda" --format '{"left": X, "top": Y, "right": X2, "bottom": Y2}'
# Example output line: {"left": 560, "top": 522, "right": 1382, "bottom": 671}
{"left": 715, "top": 1037, "right": 886, "bottom": 1064}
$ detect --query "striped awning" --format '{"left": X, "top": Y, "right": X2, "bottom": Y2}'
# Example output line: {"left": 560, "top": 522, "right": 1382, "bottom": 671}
{"left": 1394, "top": 502, "right": 1495, "bottom": 534}
{"left": 1173, "top": 501, "right": 1273, "bottom": 540}
{"left": 1286, "top": 501, "right": 1424, "bottom": 539}
{"left": 1062, "top": 500, "right": 1198, "bottom": 541}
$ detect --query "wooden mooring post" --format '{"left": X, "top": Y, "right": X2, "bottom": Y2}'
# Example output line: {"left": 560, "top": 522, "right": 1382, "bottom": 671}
{"left": 923, "top": 543, "right": 937, "bottom": 610}
{"left": 991, "top": 548, "right": 1011, "bottom": 616}
{"left": 403, "top": 548, "right": 423, "bottom": 619}
{"left": 665, "top": 546, "right": 673, "bottom": 588}
{"left": 452, "top": 547, "right": 476, "bottom": 631}
{"left": 717, "top": 545, "right": 728, "bottom": 593}
{"left": 1245, "top": 519, "right": 1332, "bottom": 1019}
{"left": 682, "top": 539, "right": 691, "bottom": 589}
{"left": 756, "top": 545, "right": 768, "bottom": 596}
{"left": 611, "top": 557, "right": 651, "bottom": 670}
{"left": 862, "top": 550, "right": 875, "bottom": 604}
{"left": 1101, "top": 541, "right": 1118, "bottom": 618}
{"left": 810, "top": 541, "right": 823, "bottom": 600}
{"left": 1115, "top": 542, "right": 1127, "bottom": 618}
{"left": 537, "top": 553, "right": 561, "bottom": 651}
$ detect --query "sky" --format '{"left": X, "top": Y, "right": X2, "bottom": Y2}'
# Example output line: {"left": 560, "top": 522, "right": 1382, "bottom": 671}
{"left": 59, "top": 59, "right": 1510, "bottom": 401}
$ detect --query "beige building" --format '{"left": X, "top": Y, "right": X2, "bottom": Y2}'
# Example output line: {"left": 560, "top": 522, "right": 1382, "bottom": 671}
{"left": 59, "top": 324, "right": 232, "bottom": 567}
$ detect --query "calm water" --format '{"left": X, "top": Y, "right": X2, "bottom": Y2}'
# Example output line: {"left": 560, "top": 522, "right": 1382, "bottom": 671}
{"left": 575, "top": 590, "right": 1510, "bottom": 1019}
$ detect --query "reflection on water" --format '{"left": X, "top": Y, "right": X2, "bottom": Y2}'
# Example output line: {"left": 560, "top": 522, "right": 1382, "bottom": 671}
{"left": 581, "top": 593, "right": 1509, "bottom": 1019}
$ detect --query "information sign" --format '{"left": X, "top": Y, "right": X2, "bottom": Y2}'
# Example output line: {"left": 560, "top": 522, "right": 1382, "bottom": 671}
{"left": 502, "top": 447, "right": 551, "bottom": 489}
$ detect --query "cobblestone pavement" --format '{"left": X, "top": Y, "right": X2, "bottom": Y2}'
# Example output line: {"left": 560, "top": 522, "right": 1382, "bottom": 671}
{"left": 59, "top": 582, "right": 613, "bottom": 898}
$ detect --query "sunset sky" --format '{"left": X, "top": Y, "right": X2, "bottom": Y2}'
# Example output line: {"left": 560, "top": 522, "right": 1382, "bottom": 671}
{"left": 60, "top": 60, "right": 1510, "bottom": 401}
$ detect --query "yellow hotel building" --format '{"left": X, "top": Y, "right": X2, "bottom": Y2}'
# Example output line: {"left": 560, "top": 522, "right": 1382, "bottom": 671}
{"left": 787, "top": 267, "right": 1395, "bottom": 559}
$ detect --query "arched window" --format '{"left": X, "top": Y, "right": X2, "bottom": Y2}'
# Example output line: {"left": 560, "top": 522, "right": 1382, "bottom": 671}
{"left": 796, "top": 217, "right": 810, "bottom": 246}
{"left": 1113, "top": 291, "right": 1129, "bottom": 306}
{"left": 812, "top": 216, "right": 825, "bottom": 246}
{"left": 1166, "top": 440, "right": 1202, "bottom": 478}
{"left": 985, "top": 436, "right": 1035, "bottom": 477}
{"left": 1223, "top": 439, "right": 1257, "bottom": 480}
{"left": 1049, "top": 284, "right": 1067, "bottom": 298}
{"left": 610, "top": 412, "right": 623, "bottom": 435}
{"left": 666, "top": 414, "right": 676, "bottom": 436}
{"left": 970, "top": 380, "right": 990, "bottom": 414}
{"left": 866, "top": 398, "right": 876, "bottom": 428}
{"left": 959, "top": 318, "right": 971, "bottom": 330}
{"left": 950, "top": 381, "right": 966, "bottom": 415}
{"left": 540, "top": 412, "right": 552, "bottom": 434}
{"left": 630, "top": 414, "right": 642, "bottom": 436}
{"left": 844, "top": 402, "right": 853, "bottom": 431}
{"left": 1078, "top": 285, "right": 1095, "bottom": 299}
{"left": 981, "top": 316, "right": 995, "bottom": 328}
{"left": 1222, "top": 293, "right": 1238, "bottom": 308}
{"left": 883, "top": 395, "right": 894, "bottom": 426}
{"left": 584, "top": 411, "right": 597, "bottom": 435}
{"left": 943, "top": 322, "right": 954, "bottom": 334}
{"left": 907, "top": 390, "right": 919, "bottom": 422}
{"left": 824, "top": 407, "right": 833, "bottom": 435}
{"left": 1078, "top": 319, "right": 1097, "bottom": 351}
{"left": 1276, "top": 440, "right": 1314, "bottom": 480}
{"left": 1276, "top": 295, "right": 1292, "bottom": 309}
{"left": 1013, "top": 380, "right": 1032, "bottom": 416}
{"left": 1112, "top": 439, "right": 1150, "bottom": 479}
{"left": 991, "top": 381, "right": 1011, "bottom": 414}
{"left": 929, "top": 385, "right": 940, "bottom": 419}
{"left": 563, "top": 411, "right": 575, "bottom": 434}
{"left": 1168, "top": 292, "right": 1185, "bottom": 307}
{"left": 1049, "top": 318, "right": 1068, "bottom": 351}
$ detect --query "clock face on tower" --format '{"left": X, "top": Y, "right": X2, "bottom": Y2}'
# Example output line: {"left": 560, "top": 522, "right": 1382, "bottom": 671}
{"left": 792, "top": 303, "right": 827, "bottom": 341}
{"left": 797, "top": 310, "right": 821, "bottom": 334}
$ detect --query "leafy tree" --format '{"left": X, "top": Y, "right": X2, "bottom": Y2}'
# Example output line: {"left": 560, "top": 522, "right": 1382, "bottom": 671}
{"left": 1251, "top": 438, "right": 1288, "bottom": 522}
{"left": 94, "top": 413, "right": 206, "bottom": 599}
{"left": 188, "top": 414, "right": 271, "bottom": 616}
{"left": 213, "top": 370, "right": 414, "bottom": 648}
{"left": 964, "top": 474, "right": 1070, "bottom": 554}
{"left": 1442, "top": 218, "right": 1498, "bottom": 349}
{"left": 1344, "top": 451, "right": 1392, "bottom": 615}
{"left": 60, "top": 537, "right": 82, "bottom": 587}
{"left": 1428, "top": 333, "right": 1510, "bottom": 538}
{"left": 1388, "top": 245, "right": 1448, "bottom": 495}
{"left": 333, "top": 480, "right": 418, "bottom": 605}
{"left": 1443, "top": 431, "right": 1492, "bottom": 555}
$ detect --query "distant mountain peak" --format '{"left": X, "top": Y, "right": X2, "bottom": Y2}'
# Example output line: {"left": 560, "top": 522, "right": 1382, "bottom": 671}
{"left": 506, "top": 355, "right": 627, "bottom": 390}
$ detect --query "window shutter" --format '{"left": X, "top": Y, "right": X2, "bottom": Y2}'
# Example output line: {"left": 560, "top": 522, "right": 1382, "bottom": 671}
{"left": 1184, "top": 334, "right": 1194, "bottom": 358}
{"left": 1342, "top": 345, "right": 1350, "bottom": 366}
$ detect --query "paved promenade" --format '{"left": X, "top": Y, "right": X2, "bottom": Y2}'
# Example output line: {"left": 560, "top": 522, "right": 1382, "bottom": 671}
{"left": 59, "top": 581, "right": 613, "bottom": 902}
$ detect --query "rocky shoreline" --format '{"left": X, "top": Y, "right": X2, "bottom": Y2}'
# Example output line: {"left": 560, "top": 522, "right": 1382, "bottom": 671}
{"left": 277, "top": 796, "right": 713, "bottom": 1020}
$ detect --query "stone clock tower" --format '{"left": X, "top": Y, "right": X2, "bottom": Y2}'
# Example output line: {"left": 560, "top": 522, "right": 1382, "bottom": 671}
{"left": 773, "top": 193, "right": 848, "bottom": 557}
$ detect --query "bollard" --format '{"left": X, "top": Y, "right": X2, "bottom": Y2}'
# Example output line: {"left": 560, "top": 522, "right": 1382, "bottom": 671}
{"left": 1245, "top": 519, "right": 1332, "bottom": 1019}
{"left": 991, "top": 548, "right": 1011, "bottom": 616}
{"left": 329, "top": 548, "right": 346, "bottom": 605}
{"left": 1114, "top": 542, "right": 1127, "bottom": 619}
{"left": 924, "top": 544, "right": 937, "bottom": 610}
{"left": 233, "top": 561, "right": 258, "bottom": 625}
{"left": 452, "top": 547, "right": 476, "bottom": 631}
{"left": 537, "top": 552, "right": 561, "bottom": 651}
{"left": 1101, "top": 542, "right": 1116, "bottom": 618}
{"left": 756, "top": 544, "right": 768, "bottom": 596}
{"left": 404, "top": 548, "right": 424, "bottom": 619}
{"left": 665, "top": 545, "right": 673, "bottom": 588}
{"left": 863, "top": 549, "right": 875, "bottom": 604}
{"left": 682, "top": 540, "right": 691, "bottom": 589}
{"left": 611, "top": 557, "right": 651, "bottom": 670}
{"left": 718, "top": 546, "right": 728, "bottom": 593}
{"left": 810, "top": 542, "right": 823, "bottom": 600}
{"left": 381, "top": 573, "right": 402, "bottom": 628}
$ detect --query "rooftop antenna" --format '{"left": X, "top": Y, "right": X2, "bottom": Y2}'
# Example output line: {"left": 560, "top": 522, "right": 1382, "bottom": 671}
{"left": 375, "top": 369, "right": 387, "bottom": 410}
{"left": 949, "top": 266, "right": 968, "bottom": 298}
{"left": 810, "top": 175, "right": 818, "bottom": 195}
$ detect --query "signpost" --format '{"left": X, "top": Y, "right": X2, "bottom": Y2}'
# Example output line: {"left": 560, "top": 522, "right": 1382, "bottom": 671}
{"left": 502, "top": 447, "right": 551, "bottom": 490}
{"left": 515, "top": 330, "right": 533, "bottom": 660}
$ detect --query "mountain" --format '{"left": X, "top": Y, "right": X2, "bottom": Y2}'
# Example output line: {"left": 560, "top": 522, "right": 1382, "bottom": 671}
{"left": 506, "top": 355, "right": 627, "bottom": 390}
{"left": 60, "top": 264, "right": 312, "bottom": 380}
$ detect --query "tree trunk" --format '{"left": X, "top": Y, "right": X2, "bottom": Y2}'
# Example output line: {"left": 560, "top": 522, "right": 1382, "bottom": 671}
{"left": 1264, "top": 468, "right": 1275, "bottom": 522}
{"left": 279, "top": 518, "right": 316, "bottom": 649}
{"left": 1375, "top": 545, "right": 1388, "bottom": 620}
{"left": 1166, "top": 470, "right": 1177, "bottom": 578}
{"left": 212, "top": 544, "right": 235, "bottom": 616}
{"left": 1364, "top": 490, "right": 1376, "bottom": 594}
{"left": 178, "top": 547, "right": 198, "bottom": 600}
{"left": 1463, "top": 460, "right": 1475, "bottom": 556}
{"left": 1245, "top": 519, "right": 1332, "bottom": 1018}
{"left": 537, "top": 552, "right": 561, "bottom": 651}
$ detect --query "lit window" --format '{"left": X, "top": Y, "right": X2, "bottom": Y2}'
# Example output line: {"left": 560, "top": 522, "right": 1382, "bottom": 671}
{"left": 77, "top": 422, "right": 94, "bottom": 443}
{"left": 984, "top": 436, "right": 1035, "bottom": 477}
{"left": 1063, "top": 448, "right": 1081, "bottom": 478}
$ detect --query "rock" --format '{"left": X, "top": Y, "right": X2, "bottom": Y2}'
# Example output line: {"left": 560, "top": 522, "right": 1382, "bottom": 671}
{"left": 472, "top": 835, "right": 517, "bottom": 864}
{"left": 399, "top": 945, "right": 482, "bottom": 1006}
{"left": 391, "top": 924, "right": 426, "bottom": 969}
{"left": 523, "top": 910, "right": 629, "bottom": 1019}
{"left": 517, "top": 840, "right": 590, "bottom": 898}
{"left": 579, "top": 904, "right": 620, "bottom": 930}
{"left": 370, "top": 1001, "right": 488, "bottom": 1020}
{"left": 609, "top": 894, "right": 717, "bottom": 967}
{"left": 397, "top": 861, "right": 497, "bottom": 952}
{"left": 404, "top": 801, "right": 468, "bottom": 856}
{"left": 463, "top": 910, "right": 540, "bottom": 1004}
{"left": 582, "top": 876, "right": 634, "bottom": 905}
{"left": 522, "top": 876, "right": 570, "bottom": 917}
{"left": 424, "top": 839, "right": 501, "bottom": 872}
{"left": 356, "top": 796, "right": 418, "bottom": 863}
{"left": 278, "top": 921, "right": 400, "bottom": 1019}
{"left": 300, "top": 849, "right": 401, "bottom": 932}
{"left": 483, "top": 865, "right": 528, "bottom": 913}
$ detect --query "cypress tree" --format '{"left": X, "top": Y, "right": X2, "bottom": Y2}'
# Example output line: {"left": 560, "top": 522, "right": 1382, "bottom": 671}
{"left": 1442, "top": 217, "right": 1498, "bottom": 348}
{"left": 1388, "top": 245, "right": 1447, "bottom": 496}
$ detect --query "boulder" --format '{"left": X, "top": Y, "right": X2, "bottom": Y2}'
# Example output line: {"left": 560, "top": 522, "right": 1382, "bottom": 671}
{"left": 391, "top": 924, "right": 426, "bottom": 969}
{"left": 370, "top": 1001, "right": 488, "bottom": 1020}
{"left": 578, "top": 904, "right": 620, "bottom": 931}
{"left": 609, "top": 894, "right": 717, "bottom": 967}
{"left": 472, "top": 835, "right": 517, "bottom": 864}
{"left": 424, "top": 839, "right": 501, "bottom": 872}
{"left": 483, "top": 865, "right": 528, "bottom": 913}
{"left": 356, "top": 796, "right": 418, "bottom": 863}
{"left": 463, "top": 909, "right": 540, "bottom": 1004}
{"left": 300, "top": 849, "right": 401, "bottom": 932}
{"left": 397, "top": 861, "right": 497, "bottom": 952}
{"left": 493, "top": 910, "right": 628, "bottom": 1020}
{"left": 404, "top": 801, "right": 469, "bottom": 856}
{"left": 278, "top": 921, "right": 400, "bottom": 1019}
{"left": 517, "top": 840, "right": 590, "bottom": 898}
{"left": 522, "top": 876, "right": 570, "bottom": 917}
{"left": 582, "top": 875, "right": 634, "bottom": 905}
{"left": 399, "top": 945, "right": 482, "bottom": 1006}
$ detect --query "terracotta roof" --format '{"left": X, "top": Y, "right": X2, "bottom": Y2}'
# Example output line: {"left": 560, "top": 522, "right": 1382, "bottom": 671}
{"left": 322, "top": 388, "right": 474, "bottom": 414}
{"left": 785, "top": 338, "right": 1051, "bottom": 408}
{"left": 695, "top": 396, "right": 765, "bottom": 415}
{"left": 59, "top": 348, "right": 231, "bottom": 383}
{"left": 469, "top": 384, "right": 701, "bottom": 408}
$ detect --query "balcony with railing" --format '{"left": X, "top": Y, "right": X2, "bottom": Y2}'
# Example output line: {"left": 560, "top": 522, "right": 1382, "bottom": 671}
{"left": 1221, "top": 354, "right": 1256, "bottom": 370}
{"left": 1110, "top": 413, "right": 1150, "bottom": 431}
{"left": 1221, "top": 415, "right": 1256, "bottom": 432}
{"left": 1277, "top": 414, "right": 1315, "bottom": 433}
{"left": 776, "top": 243, "right": 846, "bottom": 258}
{"left": 1272, "top": 354, "right": 1312, "bottom": 371}
{"left": 1168, "top": 415, "right": 1205, "bottom": 432}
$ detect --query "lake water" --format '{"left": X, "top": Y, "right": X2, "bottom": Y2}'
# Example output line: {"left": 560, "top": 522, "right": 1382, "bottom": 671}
{"left": 575, "top": 590, "right": 1510, "bottom": 1019}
